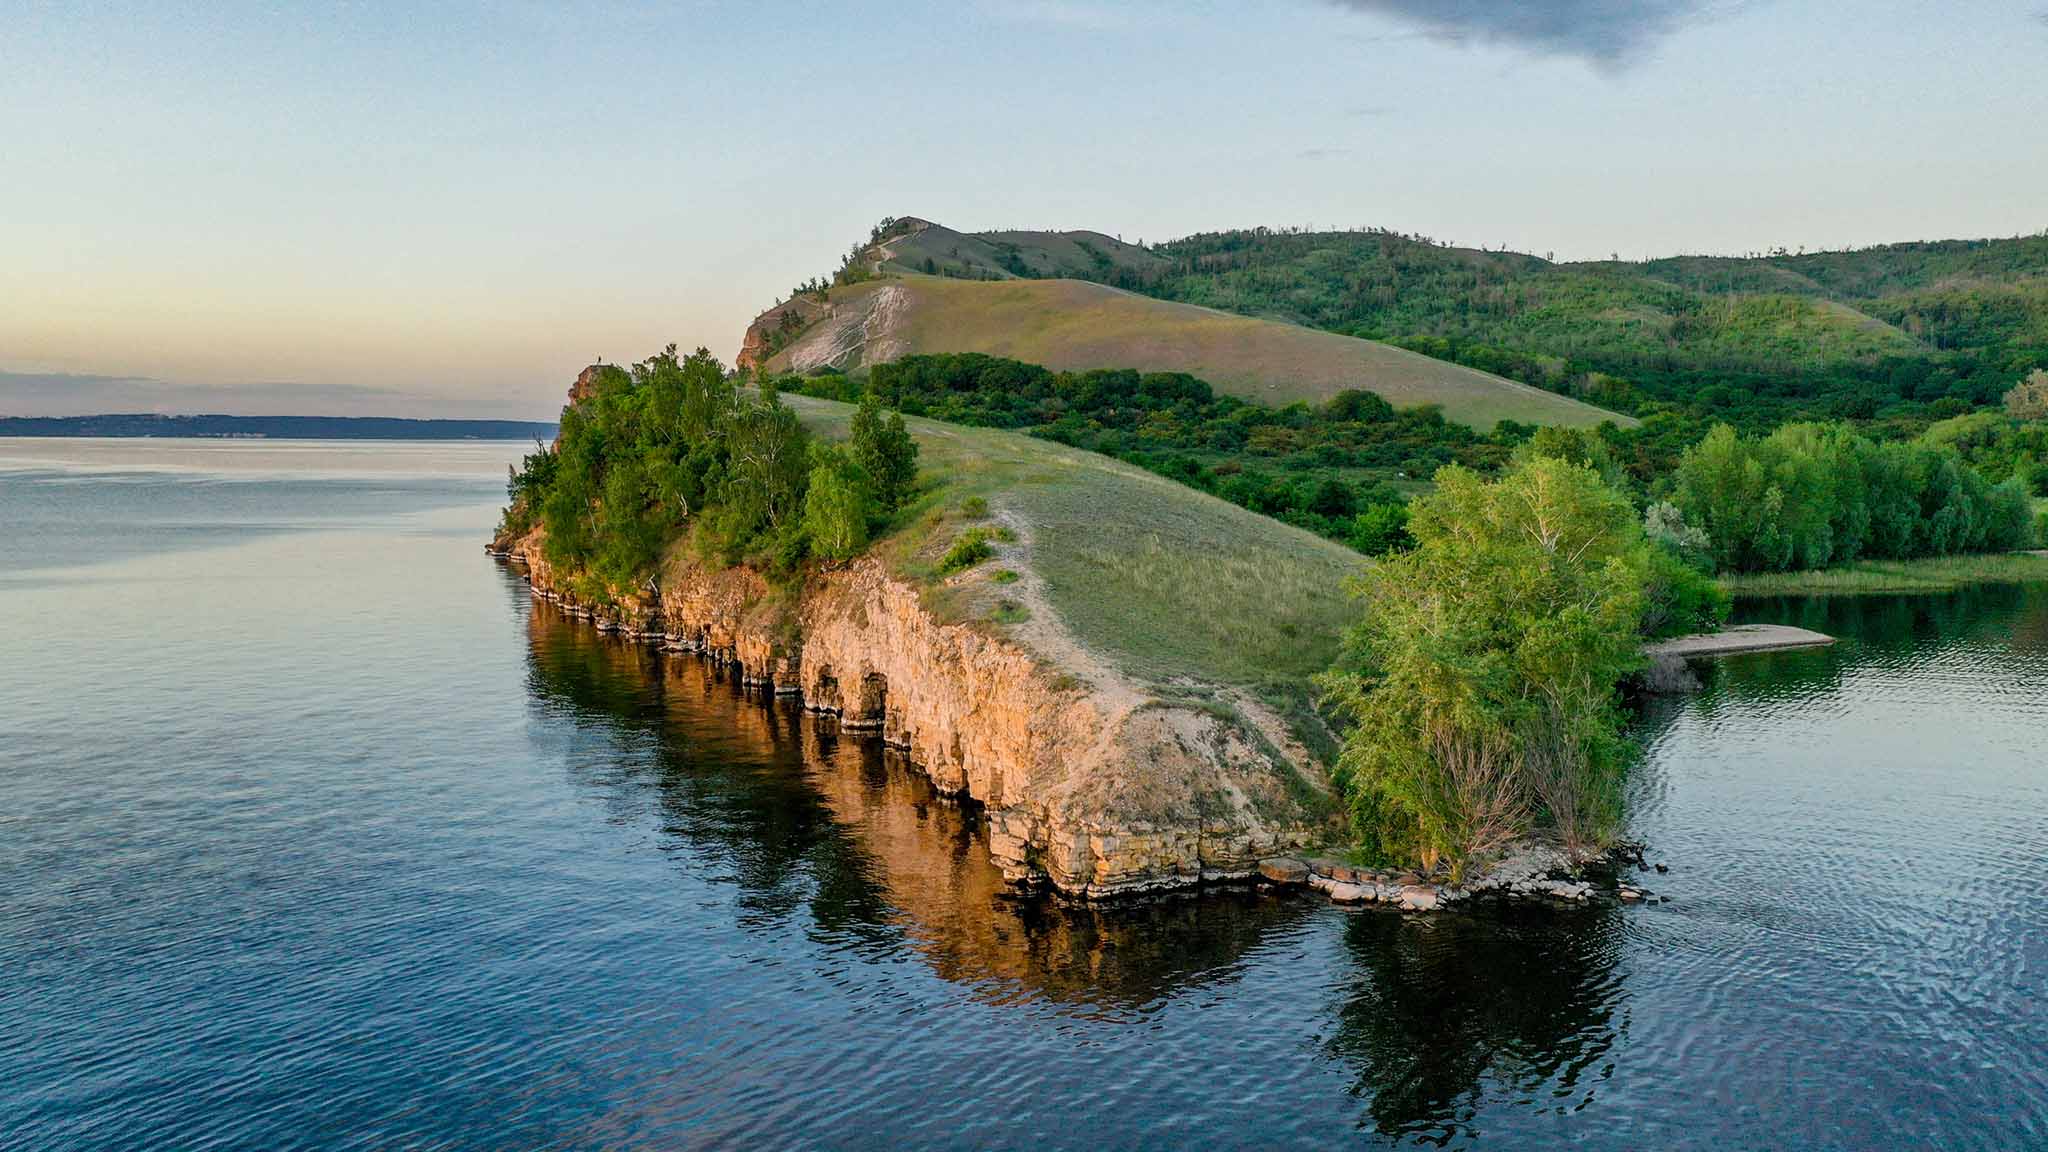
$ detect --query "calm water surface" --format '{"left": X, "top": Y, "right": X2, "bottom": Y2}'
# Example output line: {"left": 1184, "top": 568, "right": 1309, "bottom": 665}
{"left": 2, "top": 438, "right": 2044, "bottom": 1150}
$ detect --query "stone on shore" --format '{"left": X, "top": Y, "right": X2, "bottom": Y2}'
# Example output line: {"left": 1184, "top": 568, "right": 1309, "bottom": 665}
{"left": 1258, "top": 857, "right": 1309, "bottom": 885}
{"left": 1398, "top": 885, "right": 1440, "bottom": 912}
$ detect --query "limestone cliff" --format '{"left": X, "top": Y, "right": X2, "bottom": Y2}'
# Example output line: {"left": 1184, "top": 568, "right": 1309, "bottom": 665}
{"left": 495, "top": 524, "right": 1333, "bottom": 898}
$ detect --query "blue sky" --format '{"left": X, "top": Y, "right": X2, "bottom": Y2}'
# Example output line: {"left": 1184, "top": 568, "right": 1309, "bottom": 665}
{"left": 5, "top": 1, "right": 2045, "bottom": 418}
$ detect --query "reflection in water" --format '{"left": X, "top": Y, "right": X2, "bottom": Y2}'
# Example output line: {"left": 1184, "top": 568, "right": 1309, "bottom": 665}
{"left": 517, "top": 583, "right": 1635, "bottom": 1144}
{"left": 7, "top": 446, "right": 2045, "bottom": 1150}
{"left": 518, "top": 597, "right": 1325, "bottom": 1015}
{"left": 1329, "top": 906, "right": 1623, "bottom": 1144}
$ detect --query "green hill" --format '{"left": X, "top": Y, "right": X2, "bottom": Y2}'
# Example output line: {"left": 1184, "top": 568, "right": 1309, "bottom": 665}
{"left": 750, "top": 216, "right": 2047, "bottom": 432}
{"left": 1106, "top": 228, "right": 2048, "bottom": 422}
{"left": 753, "top": 275, "right": 1628, "bottom": 431}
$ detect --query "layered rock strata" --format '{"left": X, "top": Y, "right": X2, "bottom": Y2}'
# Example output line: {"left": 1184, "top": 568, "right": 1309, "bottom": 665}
{"left": 493, "top": 526, "right": 1332, "bottom": 898}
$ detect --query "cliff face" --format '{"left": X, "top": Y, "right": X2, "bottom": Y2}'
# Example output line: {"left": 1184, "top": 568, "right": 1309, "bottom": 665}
{"left": 499, "top": 525, "right": 1332, "bottom": 897}
{"left": 736, "top": 294, "right": 836, "bottom": 373}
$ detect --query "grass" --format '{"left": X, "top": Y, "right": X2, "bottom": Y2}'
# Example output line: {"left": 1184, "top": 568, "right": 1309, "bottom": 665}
{"left": 1720, "top": 552, "right": 2048, "bottom": 597}
{"left": 769, "top": 276, "right": 1630, "bottom": 431}
{"left": 783, "top": 393, "right": 1366, "bottom": 692}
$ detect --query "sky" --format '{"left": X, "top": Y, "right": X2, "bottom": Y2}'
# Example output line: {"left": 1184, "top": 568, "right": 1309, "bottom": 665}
{"left": 4, "top": 1, "right": 2045, "bottom": 419}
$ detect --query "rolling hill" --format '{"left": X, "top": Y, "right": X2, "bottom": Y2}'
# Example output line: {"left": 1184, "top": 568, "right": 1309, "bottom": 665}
{"left": 747, "top": 217, "right": 2048, "bottom": 429}
{"left": 745, "top": 224, "right": 1630, "bottom": 431}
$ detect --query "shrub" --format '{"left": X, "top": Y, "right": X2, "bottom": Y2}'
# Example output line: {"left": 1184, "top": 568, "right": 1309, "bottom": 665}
{"left": 960, "top": 495, "right": 989, "bottom": 518}
{"left": 1347, "top": 502, "right": 1412, "bottom": 557}
{"left": 938, "top": 528, "right": 997, "bottom": 574}
{"left": 1640, "top": 545, "right": 1731, "bottom": 639}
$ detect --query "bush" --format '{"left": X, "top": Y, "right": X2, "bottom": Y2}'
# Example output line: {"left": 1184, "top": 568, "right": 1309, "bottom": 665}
{"left": 1347, "top": 502, "right": 1412, "bottom": 557}
{"left": 938, "top": 528, "right": 997, "bottom": 574}
{"left": 1675, "top": 421, "right": 2030, "bottom": 573}
{"left": 1640, "top": 546, "right": 1731, "bottom": 639}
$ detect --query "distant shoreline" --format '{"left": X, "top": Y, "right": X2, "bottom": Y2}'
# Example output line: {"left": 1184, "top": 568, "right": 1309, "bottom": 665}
{"left": 0, "top": 414, "right": 557, "bottom": 441}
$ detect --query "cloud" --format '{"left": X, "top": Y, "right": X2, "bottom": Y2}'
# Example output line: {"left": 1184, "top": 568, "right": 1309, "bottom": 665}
{"left": 1345, "top": 104, "right": 1397, "bottom": 118}
{"left": 1297, "top": 146, "right": 1355, "bottom": 160}
{"left": 1320, "top": 0, "right": 1714, "bottom": 65}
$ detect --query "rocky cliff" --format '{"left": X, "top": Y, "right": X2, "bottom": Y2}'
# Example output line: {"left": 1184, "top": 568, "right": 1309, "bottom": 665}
{"left": 494, "top": 523, "right": 1332, "bottom": 897}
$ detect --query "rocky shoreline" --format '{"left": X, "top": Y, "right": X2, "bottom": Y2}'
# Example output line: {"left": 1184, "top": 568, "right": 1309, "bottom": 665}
{"left": 492, "top": 542, "right": 1671, "bottom": 914}
{"left": 487, "top": 539, "right": 1333, "bottom": 900}
{"left": 1251, "top": 843, "right": 1669, "bottom": 912}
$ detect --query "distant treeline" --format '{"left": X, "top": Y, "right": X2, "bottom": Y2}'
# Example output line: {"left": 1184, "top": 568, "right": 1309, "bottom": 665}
{"left": 783, "top": 352, "right": 1501, "bottom": 551}
{"left": 778, "top": 352, "right": 2043, "bottom": 569}
{"left": 0, "top": 414, "right": 558, "bottom": 440}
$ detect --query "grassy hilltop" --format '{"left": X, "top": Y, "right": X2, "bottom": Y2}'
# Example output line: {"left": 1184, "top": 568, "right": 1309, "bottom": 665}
{"left": 781, "top": 393, "right": 1362, "bottom": 696}
{"left": 753, "top": 217, "right": 2048, "bottom": 434}
{"left": 755, "top": 276, "right": 1627, "bottom": 431}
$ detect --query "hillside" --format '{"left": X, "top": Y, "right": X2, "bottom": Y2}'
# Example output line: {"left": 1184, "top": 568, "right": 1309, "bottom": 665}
{"left": 751, "top": 275, "right": 1628, "bottom": 430}
{"left": 1116, "top": 229, "right": 2048, "bottom": 420}
{"left": 780, "top": 393, "right": 1363, "bottom": 694}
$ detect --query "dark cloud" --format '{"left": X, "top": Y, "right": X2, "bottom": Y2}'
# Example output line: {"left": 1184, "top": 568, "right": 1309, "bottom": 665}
{"left": 1321, "top": 0, "right": 1712, "bottom": 65}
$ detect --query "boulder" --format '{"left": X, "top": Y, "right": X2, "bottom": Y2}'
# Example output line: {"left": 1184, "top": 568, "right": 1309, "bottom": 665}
{"left": 1398, "top": 885, "right": 1440, "bottom": 912}
{"left": 1258, "top": 857, "right": 1309, "bottom": 885}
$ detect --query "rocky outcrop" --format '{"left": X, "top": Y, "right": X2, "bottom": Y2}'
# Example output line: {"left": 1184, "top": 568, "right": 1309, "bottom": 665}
{"left": 497, "top": 527, "right": 1333, "bottom": 898}
{"left": 736, "top": 295, "right": 836, "bottom": 373}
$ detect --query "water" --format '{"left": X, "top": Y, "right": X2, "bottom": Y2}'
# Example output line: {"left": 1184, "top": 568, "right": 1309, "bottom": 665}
{"left": 3, "top": 438, "right": 2044, "bottom": 1150}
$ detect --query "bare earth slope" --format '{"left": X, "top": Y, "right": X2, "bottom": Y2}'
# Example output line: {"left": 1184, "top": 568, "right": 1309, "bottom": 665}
{"left": 763, "top": 276, "right": 1630, "bottom": 430}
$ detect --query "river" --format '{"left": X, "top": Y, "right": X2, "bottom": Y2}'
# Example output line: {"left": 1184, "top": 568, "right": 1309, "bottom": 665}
{"left": 2, "top": 439, "right": 2043, "bottom": 1150}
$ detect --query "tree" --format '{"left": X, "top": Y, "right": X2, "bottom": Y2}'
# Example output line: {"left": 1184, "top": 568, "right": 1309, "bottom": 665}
{"left": 723, "top": 382, "right": 811, "bottom": 533}
{"left": 2006, "top": 370, "right": 2048, "bottom": 421}
{"left": 802, "top": 444, "right": 872, "bottom": 562}
{"left": 850, "top": 394, "right": 919, "bottom": 514}
{"left": 1323, "top": 457, "right": 1649, "bottom": 875}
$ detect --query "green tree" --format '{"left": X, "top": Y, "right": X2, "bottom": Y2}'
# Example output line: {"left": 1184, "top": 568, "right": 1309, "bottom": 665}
{"left": 802, "top": 444, "right": 873, "bottom": 562}
{"left": 722, "top": 382, "right": 812, "bottom": 535}
{"left": 1323, "top": 457, "right": 1649, "bottom": 874}
{"left": 850, "top": 394, "right": 919, "bottom": 513}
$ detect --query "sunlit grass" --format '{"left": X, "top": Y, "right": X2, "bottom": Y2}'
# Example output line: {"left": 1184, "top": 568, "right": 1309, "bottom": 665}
{"left": 784, "top": 394, "right": 1364, "bottom": 691}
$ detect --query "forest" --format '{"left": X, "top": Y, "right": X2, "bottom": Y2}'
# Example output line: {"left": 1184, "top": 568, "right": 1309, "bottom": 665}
{"left": 779, "top": 353, "right": 2041, "bottom": 578}
{"left": 1060, "top": 228, "right": 2048, "bottom": 433}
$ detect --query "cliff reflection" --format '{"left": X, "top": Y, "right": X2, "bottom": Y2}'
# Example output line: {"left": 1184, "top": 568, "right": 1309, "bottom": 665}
{"left": 518, "top": 596, "right": 1314, "bottom": 1011}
